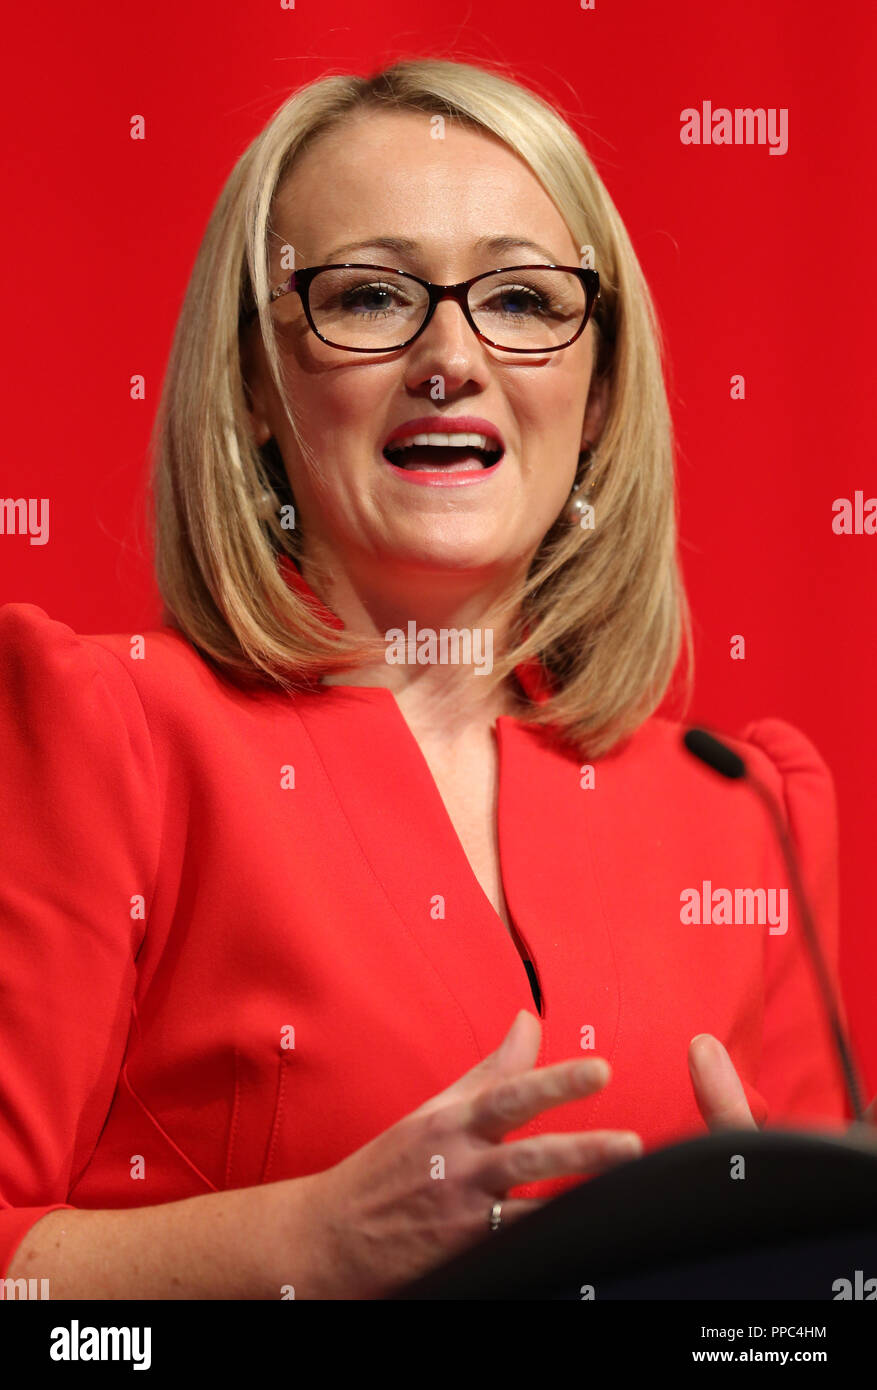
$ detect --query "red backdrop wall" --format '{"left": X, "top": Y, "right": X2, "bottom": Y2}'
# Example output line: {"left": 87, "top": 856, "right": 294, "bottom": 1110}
{"left": 3, "top": 1, "right": 875, "bottom": 1097}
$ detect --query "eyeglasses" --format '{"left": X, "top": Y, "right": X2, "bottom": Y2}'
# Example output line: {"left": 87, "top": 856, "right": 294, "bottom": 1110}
{"left": 240, "top": 262, "right": 600, "bottom": 354}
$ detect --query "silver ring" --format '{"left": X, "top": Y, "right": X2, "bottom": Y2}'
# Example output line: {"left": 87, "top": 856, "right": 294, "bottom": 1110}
{"left": 489, "top": 1200, "right": 503, "bottom": 1232}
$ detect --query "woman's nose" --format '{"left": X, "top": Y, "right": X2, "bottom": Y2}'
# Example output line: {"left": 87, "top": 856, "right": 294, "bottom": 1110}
{"left": 403, "top": 297, "right": 489, "bottom": 392}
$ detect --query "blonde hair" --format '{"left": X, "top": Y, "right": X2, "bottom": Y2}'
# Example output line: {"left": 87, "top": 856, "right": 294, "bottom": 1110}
{"left": 150, "top": 58, "right": 693, "bottom": 756}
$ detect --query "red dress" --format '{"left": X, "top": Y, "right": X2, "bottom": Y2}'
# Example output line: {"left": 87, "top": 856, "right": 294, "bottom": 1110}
{"left": 0, "top": 558, "right": 848, "bottom": 1276}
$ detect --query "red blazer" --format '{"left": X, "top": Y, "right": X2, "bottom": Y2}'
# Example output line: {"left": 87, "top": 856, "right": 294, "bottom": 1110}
{"left": 0, "top": 569, "right": 848, "bottom": 1277}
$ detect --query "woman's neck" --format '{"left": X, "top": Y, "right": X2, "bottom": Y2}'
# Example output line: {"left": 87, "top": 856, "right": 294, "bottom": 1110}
{"left": 306, "top": 550, "right": 529, "bottom": 736}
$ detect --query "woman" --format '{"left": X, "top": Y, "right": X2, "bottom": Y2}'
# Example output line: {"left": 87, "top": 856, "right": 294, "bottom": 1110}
{"left": 0, "top": 59, "right": 849, "bottom": 1299}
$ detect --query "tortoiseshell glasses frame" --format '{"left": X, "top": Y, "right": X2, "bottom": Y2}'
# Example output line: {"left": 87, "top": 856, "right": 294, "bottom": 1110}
{"left": 239, "top": 262, "right": 601, "bottom": 354}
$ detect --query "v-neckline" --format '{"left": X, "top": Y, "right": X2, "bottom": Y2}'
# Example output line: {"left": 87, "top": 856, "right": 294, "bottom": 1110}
{"left": 309, "top": 680, "right": 544, "bottom": 1013}
{"left": 288, "top": 675, "right": 622, "bottom": 1077}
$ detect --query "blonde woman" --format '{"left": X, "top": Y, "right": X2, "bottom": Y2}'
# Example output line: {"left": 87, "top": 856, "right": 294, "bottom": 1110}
{"left": 0, "top": 59, "right": 847, "bottom": 1299}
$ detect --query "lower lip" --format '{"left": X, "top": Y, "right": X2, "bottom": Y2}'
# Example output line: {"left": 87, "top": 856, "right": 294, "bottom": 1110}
{"left": 380, "top": 453, "right": 505, "bottom": 486}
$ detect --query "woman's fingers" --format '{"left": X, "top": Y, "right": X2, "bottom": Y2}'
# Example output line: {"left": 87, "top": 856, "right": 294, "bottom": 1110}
{"left": 413, "top": 1009, "right": 543, "bottom": 1117}
{"left": 464, "top": 1055, "right": 611, "bottom": 1141}
{"left": 478, "top": 1128, "right": 643, "bottom": 1192}
{"left": 488, "top": 1197, "right": 549, "bottom": 1225}
{"left": 688, "top": 1033, "right": 758, "bottom": 1132}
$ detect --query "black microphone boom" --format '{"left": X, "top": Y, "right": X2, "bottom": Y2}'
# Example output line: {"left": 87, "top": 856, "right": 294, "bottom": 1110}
{"left": 683, "top": 726, "right": 866, "bottom": 1123}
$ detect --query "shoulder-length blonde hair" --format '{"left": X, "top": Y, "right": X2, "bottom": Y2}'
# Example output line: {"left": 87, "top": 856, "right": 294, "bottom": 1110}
{"left": 150, "top": 57, "right": 693, "bottom": 757}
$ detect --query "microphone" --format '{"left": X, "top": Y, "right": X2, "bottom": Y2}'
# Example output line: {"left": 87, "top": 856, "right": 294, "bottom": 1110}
{"left": 683, "top": 726, "right": 867, "bottom": 1124}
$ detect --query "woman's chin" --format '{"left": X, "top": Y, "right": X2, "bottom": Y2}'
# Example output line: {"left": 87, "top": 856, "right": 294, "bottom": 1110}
{"left": 371, "top": 534, "right": 519, "bottom": 574}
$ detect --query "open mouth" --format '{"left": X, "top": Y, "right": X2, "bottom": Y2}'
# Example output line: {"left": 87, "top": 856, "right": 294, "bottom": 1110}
{"left": 383, "top": 434, "right": 505, "bottom": 472}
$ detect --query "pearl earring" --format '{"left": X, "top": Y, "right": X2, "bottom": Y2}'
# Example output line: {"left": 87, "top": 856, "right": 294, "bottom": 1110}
{"left": 256, "top": 489, "right": 277, "bottom": 519}
{"left": 565, "top": 445, "right": 595, "bottom": 524}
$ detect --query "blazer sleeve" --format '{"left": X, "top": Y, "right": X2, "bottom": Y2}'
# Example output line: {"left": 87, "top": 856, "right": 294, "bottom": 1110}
{"left": 737, "top": 717, "right": 849, "bottom": 1127}
{"left": 0, "top": 603, "right": 160, "bottom": 1277}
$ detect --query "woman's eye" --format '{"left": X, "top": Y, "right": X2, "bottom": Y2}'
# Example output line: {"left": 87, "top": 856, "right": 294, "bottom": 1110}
{"left": 487, "top": 287, "right": 547, "bottom": 316}
{"left": 341, "top": 283, "right": 404, "bottom": 315}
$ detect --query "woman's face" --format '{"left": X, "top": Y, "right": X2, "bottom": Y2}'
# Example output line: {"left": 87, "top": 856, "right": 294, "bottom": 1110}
{"left": 245, "top": 109, "right": 606, "bottom": 591}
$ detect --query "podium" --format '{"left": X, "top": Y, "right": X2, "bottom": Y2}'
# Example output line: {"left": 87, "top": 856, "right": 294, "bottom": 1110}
{"left": 392, "top": 1127, "right": 877, "bottom": 1299}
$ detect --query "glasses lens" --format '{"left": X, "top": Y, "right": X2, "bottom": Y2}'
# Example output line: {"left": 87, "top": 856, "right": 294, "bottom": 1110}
{"left": 307, "top": 267, "right": 429, "bottom": 348}
{"left": 301, "top": 266, "right": 589, "bottom": 351}
{"left": 469, "top": 269, "right": 587, "bottom": 350}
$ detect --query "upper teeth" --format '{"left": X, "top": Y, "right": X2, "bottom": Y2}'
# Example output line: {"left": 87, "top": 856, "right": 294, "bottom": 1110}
{"left": 388, "top": 432, "right": 499, "bottom": 451}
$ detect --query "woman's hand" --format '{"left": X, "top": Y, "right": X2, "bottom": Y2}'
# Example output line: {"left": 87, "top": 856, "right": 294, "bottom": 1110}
{"left": 690, "top": 1035, "right": 877, "bottom": 1139}
{"left": 688, "top": 1033, "right": 759, "bottom": 1132}
{"left": 304, "top": 1009, "right": 643, "bottom": 1299}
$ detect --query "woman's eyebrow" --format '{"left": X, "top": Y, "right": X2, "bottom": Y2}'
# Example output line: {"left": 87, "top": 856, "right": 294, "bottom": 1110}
{"left": 320, "top": 234, "right": 561, "bottom": 265}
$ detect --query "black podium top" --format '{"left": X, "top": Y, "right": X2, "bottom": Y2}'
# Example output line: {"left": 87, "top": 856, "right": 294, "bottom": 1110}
{"left": 393, "top": 1126, "right": 877, "bottom": 1299}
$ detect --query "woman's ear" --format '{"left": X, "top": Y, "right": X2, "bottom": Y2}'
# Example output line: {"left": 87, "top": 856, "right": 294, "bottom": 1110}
{"left": 248, "top": 404, "right": 272, "bottom": 448}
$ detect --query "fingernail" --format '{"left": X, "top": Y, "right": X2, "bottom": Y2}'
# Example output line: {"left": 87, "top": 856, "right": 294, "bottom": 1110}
{"left": 576, "top": 1058, "right": 609, "bottom": 1084}
{"left": 606, "top": 1134, "right": 642, "bottom": 1157}
{"left": 498, "top": 1010, "right": 529, "bottom": 1056}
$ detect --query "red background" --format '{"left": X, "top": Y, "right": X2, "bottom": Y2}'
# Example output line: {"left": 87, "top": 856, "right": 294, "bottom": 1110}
{"left": 2, "top": 2, "right": 875, "bottom": 1095}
